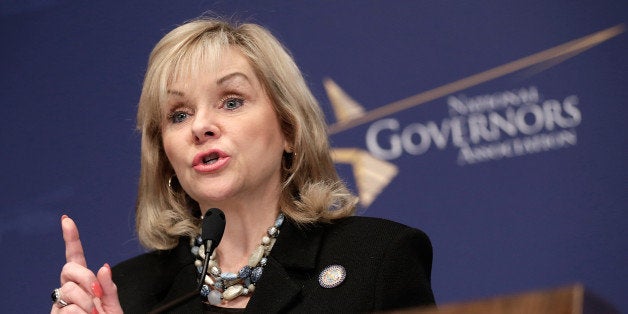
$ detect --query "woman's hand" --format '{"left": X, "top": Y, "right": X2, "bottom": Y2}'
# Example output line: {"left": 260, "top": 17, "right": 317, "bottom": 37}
{"left": 51, "top": 216, "right": 123, "bottom": 314}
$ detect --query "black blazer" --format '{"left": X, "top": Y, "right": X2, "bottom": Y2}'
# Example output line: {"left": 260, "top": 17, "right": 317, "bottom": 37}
{"left": 113, "top": 216, "right": 435, "bottom": 313}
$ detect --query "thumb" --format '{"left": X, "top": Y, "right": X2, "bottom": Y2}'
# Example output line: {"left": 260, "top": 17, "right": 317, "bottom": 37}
{"left": 94, "top": 263, "right": 123, "bottom": 313}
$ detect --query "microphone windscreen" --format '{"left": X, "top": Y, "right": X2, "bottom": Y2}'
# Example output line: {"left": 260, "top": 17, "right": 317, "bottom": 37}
{"left": 201, "top": 208, "right": 226, "bottom": 252}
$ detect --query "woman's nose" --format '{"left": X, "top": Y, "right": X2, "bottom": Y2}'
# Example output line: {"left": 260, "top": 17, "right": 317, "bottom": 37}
{"left": 192, "top": 110, "right": 220, "bottom": 143}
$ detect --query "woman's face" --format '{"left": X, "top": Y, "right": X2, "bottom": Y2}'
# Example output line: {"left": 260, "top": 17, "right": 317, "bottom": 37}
{"left": 161, "top": 47, "right": 289, "bottom": 211}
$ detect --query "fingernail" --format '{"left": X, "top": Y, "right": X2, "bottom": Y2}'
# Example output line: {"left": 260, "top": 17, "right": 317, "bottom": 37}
{"left": 104, "top": 263, "right": 111, "bottom": 270}
{"left": 61, "top": 214, "right": 69, "bottom": 222}
{"left": 91, "top": 282, "right": 103, "bottom": 298}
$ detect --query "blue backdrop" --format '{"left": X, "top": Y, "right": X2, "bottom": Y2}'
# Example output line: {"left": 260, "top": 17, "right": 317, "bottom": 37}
{"left": 1, "top": 1, "right": 626, "bottom": 312}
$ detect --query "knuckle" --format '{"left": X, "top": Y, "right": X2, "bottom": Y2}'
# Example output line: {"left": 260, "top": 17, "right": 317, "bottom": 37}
{"left": 62, "top": 281, "right": 80, "bottom": 294}
{"left": 61, "top": 261, "right": 80, "bottom": 273}
{"left": 59, "top": 263, "right": 78, "bottom": 283}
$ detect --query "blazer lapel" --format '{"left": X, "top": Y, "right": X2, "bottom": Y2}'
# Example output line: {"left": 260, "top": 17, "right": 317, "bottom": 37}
{"left": 246, "top": 219, "right": 324, "bottom": 313}
{"left": 150, "top": 238, "right": 203, "bottom": 313}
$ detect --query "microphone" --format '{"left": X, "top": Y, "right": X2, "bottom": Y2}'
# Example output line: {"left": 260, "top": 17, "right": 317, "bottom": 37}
{"left": 198, "top": 208, "right": 226, "bottom": 289}
{"left": 148, "top": 208, "right": 226, "bottom": 313}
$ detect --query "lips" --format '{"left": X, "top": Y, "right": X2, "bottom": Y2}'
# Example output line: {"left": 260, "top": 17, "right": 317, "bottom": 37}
{"left": 192, "top": 149, "right": 230, "bottom": 173}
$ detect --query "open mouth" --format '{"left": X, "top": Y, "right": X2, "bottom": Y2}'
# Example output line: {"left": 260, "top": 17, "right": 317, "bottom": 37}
{"left": 193, "top": 149, "right": 228, "bottom": 171}
{"left": 202, "top": 152, "right": 220, "bottom": 165}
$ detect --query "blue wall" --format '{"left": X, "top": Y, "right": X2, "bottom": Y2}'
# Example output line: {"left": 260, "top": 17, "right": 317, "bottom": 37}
{"left": 1, "top": 1, "right": 626, "bottom": 312}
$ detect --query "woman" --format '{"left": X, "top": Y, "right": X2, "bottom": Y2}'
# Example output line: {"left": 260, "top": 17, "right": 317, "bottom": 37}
{"left": 52, "top": 18, "right": 435, "bottom": 313}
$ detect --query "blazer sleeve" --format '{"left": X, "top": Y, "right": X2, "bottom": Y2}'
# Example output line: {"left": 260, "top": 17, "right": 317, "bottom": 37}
{"left": 373, "top": 226, "right": 435, "bottom": 309}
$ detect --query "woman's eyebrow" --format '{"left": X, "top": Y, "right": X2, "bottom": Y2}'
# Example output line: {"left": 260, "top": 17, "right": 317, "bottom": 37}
{"left": 217, "top": 72, "right": 252, "bottom": 86}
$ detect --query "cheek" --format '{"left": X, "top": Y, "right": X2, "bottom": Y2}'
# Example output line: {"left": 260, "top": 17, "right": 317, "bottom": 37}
{"left": 161, "top": 134, "right": 182, "bottom": 168}
{"left": 254, "top": 112, "right": 286, "bottom": 148}
{"left": 248, "top": 126, "right": 284, "bottom": 153}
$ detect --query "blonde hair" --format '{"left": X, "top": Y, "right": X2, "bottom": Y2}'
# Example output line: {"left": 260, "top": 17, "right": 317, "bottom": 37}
{"left": 136, "top": 18, "right": 358, "bottom": 250}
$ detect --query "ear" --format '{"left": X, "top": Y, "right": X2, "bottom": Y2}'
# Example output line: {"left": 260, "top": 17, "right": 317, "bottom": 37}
{"left": 283, "top": 139, "right": 294, "bottom": 153}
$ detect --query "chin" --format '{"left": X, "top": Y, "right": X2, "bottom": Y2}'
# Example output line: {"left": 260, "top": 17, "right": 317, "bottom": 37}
{"left": 194, "top": 187, "right": 237, "bottom": 203}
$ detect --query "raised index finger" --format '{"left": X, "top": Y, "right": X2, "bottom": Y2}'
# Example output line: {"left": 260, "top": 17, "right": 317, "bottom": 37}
{"left": 61, "top": 215, "right": 88, "bottom": 267}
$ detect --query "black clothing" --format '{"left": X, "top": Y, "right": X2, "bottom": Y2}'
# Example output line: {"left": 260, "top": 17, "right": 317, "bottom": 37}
{"left": 113, "top": 216, "right": 435, "bottom": 313}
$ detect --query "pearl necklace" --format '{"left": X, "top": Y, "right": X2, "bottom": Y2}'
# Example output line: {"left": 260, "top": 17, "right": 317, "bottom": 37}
{"left": 191, "top": 213, "right": 285, "bottom": 305}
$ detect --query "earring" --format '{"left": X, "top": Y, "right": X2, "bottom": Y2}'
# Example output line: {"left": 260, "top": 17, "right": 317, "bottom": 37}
{"left": 168, "top": 175, "right": 179, "bottom": 190}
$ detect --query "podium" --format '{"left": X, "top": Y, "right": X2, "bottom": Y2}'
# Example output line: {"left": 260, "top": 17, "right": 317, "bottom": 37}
{"left": 393, "top": 284, "right": 619, "bottom": 314}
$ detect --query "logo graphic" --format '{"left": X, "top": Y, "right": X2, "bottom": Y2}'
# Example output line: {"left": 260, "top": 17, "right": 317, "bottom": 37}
{"left": 365, "top": 86, "right": 582, "bottom": 165}
{"left": 325, "top": 24, "right": 624, "bottom": 207}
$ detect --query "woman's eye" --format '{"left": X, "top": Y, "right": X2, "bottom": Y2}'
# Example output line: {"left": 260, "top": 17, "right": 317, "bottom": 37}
{"left": 223, "top": 98, "right": 244, "bottom": 110}
{"left": 169, "top": 111, "right": 189, "bottom": 123}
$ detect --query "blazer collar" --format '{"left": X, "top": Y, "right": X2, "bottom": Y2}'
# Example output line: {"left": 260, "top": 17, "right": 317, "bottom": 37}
{"left": 246, "top": 218, "right": 324, "bottom": 312}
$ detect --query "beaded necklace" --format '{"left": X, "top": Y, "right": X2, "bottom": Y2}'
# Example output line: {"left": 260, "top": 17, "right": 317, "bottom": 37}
{"left": 191, "top": 213, "right": 285, "bottom": 305}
